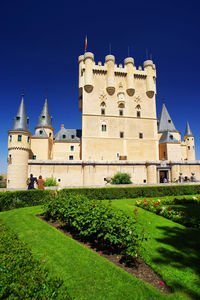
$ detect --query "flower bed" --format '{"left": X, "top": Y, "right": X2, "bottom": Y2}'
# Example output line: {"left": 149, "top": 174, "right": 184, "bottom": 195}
{"left": 43, "top": 194, "right": 146, "bottom": 259}
{"left": 136, "top": 196, "right": 200, "bottom": 228}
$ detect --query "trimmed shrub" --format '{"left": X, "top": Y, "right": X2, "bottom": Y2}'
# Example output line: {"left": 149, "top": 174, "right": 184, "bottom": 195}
{"left": 0, "top": 220, "right": 71, "bottom": 299}
{"left": 0, "top": 190, "right": 56, "bottom": 211}
{"left": 43, "top": 194, "right": 146, "bottom": 259}
{"left": 111, "top": 172, "right": 132, "bottom": 184}
{"left": 44, "top": 176, "right": 58, "bottom": 187}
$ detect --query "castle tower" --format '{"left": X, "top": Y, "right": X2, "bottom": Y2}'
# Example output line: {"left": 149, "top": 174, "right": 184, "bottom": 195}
{"left": 7, "top": 94, "right": 32, "bottom": 189}
{"left": 184, "top": 122, "right": 195, "bottom": 160}
{"left": 78, "top": 52, "right": 158, "bottom": 161}
{"left": 31, "top": 96, "right": 54, "bottom": 160}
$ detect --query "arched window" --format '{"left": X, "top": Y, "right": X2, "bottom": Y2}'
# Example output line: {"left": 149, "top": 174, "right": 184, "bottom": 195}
{"left": 135, "top": 104, "right": 141, "bottom": 109}
{"left": 118, "top": 103, "right": 125, "bottom": 108}
{"left": 101, "top": 121, "right": 107, "bottom": 132}
{"left": 100, "top": 101, "right": 106, "bottom": 107}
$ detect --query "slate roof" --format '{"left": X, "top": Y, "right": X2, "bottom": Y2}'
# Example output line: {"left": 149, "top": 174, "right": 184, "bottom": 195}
{"left": 184, "top": 122, "right": 193, "bottom": 137}
{"left": 159, "top": 131, "right": 179, "bottom": 144}
{"left": 36, "top": 97, "right": 53, "bottom": 129}
{"left": 158, "top": 104, "right": 178, "bottom": 133}
{"left": 10, "top": 95, "right": 30, "bottom": 132}
{"left": 54, "top": 127, "right": 82, "bottom": 142}
{"left": 32, "top": 128, "right": 48, "bottom": 138}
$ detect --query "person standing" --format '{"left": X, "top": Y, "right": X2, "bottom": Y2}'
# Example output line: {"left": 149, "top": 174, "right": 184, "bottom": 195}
{"left": 27, "top": 174, "right": 37, "bottom": 190}
{"left": 37, "top": 175, "right": 45, "bottom": 190}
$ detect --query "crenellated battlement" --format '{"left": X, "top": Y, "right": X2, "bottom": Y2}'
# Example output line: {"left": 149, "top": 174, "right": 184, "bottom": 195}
{"left": 78, "top": 52, "right": 156, "bottom": 97}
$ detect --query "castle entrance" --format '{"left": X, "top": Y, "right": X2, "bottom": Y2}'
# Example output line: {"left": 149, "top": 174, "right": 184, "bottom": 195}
{"left": 159, "top": 170, "right": 169, "bottom": 183}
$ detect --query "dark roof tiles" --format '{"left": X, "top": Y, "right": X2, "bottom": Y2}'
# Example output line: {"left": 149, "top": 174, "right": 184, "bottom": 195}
{"left": 10, "top": 95, "right": 30, "bottom": 132}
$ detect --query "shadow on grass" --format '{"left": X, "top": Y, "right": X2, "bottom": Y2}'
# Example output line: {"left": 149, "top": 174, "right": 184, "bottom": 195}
{"left": 153, "top": 225, "right": 200, "bottom": 299}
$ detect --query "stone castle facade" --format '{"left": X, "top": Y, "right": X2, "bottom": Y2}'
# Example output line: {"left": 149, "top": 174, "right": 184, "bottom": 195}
{"left": 7, "top": 52, "right": 199, "bottom": 189}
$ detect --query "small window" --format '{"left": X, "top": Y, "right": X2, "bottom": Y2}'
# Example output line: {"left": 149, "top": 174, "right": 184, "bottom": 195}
{"left": 39, "top": 130, "right": 43, "bottom": 135}
{"left": 58, "top": 179, "right": 61, "bottom": 182}
{"left": 16, "top": 116, "right": 20, "bottom": 121}
{"left": 119, "top": 110, "right": 123, "bottom": 116}
{"left": 164, "top": 151, "right": 166, "bottom": 156}
{"left": 188, "top": 146, "right": 190, "bottom": 150}
{"left": 27, "top": 136, "right": 30, "bottom": 143}
{"left": 143, "top": 179, "right": 146, "bottom": 183}
{"left": 8, "top": 154, "right": 12, "bottom": 164}
{"left": 102, "top": 124, "right": 107, "bottom": 132}
{"left": 187, "top": 138, "right": 189, "bottom": 141}
{"left": 69, "top": 155, "right": 74, "bottom": 160}
{"left": 70, "top": 145, "right": 74, "bottom": 151}
{"left": 33, "top": 155, "right": 36, "bottom": 160}
{"left": 62, "top": 134, "right": 66, "bottom": 139}
{"left": 139, "top": 133, "right": 143, "bottom": 139}
{"left": 168, "top": 120, "right": 171, "bottom": 123}
{"left": 117, "top": 153, "right": 120, "bottom": 157}
{"left": 18, "top": 135, "right": 22, "bottom": 142}
{"left": 42, "top": 116, "right": 45, "bottom": 120}
{"left": 9, "top": 135, "right": 12, "bottom": 142}
{"left": 101, "top": 108, "right": 105, "bottom": 115}
{"left": 193, "top": 146, "right": 194, "bottom": 149}
{"left": 170, "top": 135, "right": 173, "bottom": 140}
{"left": 27, "top": 118, "right": 29, "bottom": 124}
{"left": 71, "top": 135, "right": 75, "bottom": 139}
{"left": 137, "top": 111, "right": 141, "bottom": 118}
{"left": 120, "top": 132, "right": 124, "bottom": 138}
{"left": 49, "top": 133, "right": 52, "bottom": 137}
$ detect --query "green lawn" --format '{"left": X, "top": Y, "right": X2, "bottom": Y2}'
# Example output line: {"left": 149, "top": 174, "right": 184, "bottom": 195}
{"left": 1, "top": 197, "right": 199, "bottom": 300}
{"left": 110, "top": 197, "right": 200, "bottom": 300}
{"left": 0, "top": 206, "right": 171, "bottom": 300}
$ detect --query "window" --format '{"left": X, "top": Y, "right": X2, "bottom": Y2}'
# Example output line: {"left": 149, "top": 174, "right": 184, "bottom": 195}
{"left": 39, "top": 130, "right": 43, "bottom": 135}
{"left": 102, "top": 124, "right": 107, "bottom": 132}
{"left": 101, "top": 108, "right": 105, "bottom": 115}
{"left": 18, "top": 135, "right": 22, "bottom": 142}
{"left": 143, "top": 179, "right": 146, "bottom": 183}
{"left": 164, "top": 151, "right": 166, "bottom": 156}
{"left": 168, "top": 120, "right": 171, "bottom": 123}
{"left": 27, "top": 136, "right": 30, "bottom": 143}
{"left": 70, "top": 145, "right": 74, "bottom": 151}
{"left": 120, "top": 132, "right": 124, "bottom": 138}
{"left": 16, "top": 116, "right": 20, "bottom": 121}
{"left": 137, "top": 111, "right": 141, "bottom": 117}
{"left": 49, "top": 133, "right": 52, "bottom": 137}
{"left": 100, "top": 101, "right": 106, "bottom": 107}
{"left": 69, "top": 155, "right": 74, "bottom": 160}
{"left": 170, "top": 135, "right": 173, "bottom": 140}
{"left": 62, "top": 134, "right": 66, "bottom": 139}
{"left": 9, "top": 135, "right": 12, "bottom": 142}
{"left": 117, "top": 153, "right": 120, "bottom": 157}
{"left": 71, "top": 135, "right": 75, "bottom": 139}
{"left": 119, "top": 110, "right": 123, "bottom": 116}
{"left": 8, "top": 154, "right": 12, "bottom": 164}
{"left": 188, "top": 146, "right": 190, "bottom": 150}
{"left": 42, "top": 116, "right": 45, "bottom": 120}
{"left": 118, "top": 103, "right": 125, "bottom": 108}
{"left": 58, "top": 179, "right": 61, "bottom": 182}
{"left": 33, "top": 155, "right": 36, "bottom": 160}
{"left": 139, "top": 133, "right": 143, "bottom": 139}
{"left": 27, "top": 118, "right": 29, "bottom": 124}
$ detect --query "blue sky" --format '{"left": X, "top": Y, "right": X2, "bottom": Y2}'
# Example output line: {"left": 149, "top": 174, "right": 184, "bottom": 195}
{"left": 0, "top": 0, "right": 200, "bottom": 173}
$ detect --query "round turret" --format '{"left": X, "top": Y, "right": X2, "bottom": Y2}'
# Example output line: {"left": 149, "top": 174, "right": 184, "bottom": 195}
{"left": 84, "top": 52, "right": 94, "bottom": 93}
{"left": 7, "top": 95, "right": 32, "bottom": 189}
{"left": 105, "top": 55, "right": 115, "bottom": 95}
{"left": 184, "top": 122, "right": 195, "bottom": 160}
{"left": 143, "top": 60, "right": 155, "bottom": 98}
{"left": 124, "top": 57, "right": 135, "bottom": 96}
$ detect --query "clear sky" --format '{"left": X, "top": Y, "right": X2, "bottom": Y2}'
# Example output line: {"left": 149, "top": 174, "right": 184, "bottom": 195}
{"left": 0, "top": 0, "right": 200, "bottom": 173}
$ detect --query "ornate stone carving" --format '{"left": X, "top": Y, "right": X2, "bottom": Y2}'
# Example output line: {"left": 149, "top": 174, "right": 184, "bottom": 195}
{"left": 99, "top": 89, "right": 107, "bottom": 101}
{"left": 134, "top": 95, "right": 142, "bottom": 103}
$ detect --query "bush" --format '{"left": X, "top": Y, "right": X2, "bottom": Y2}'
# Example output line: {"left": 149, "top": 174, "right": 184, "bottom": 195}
{"left": 0, "top": 190, "right": 56, "bottom": 211}
{"left": 43, "top": 194, "right": 146, "bottom": 259}
{"left": 44, "top": 176, "right": 58, "bottom": 187}
{"left": 0, "top": 220, "right": 71, "bottom": 299}
{"left": 111, "top": 172, "right": 132, "bottom": 184}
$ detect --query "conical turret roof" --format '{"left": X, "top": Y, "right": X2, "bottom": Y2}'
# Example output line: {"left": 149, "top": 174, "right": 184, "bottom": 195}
{"left": 158, "top": 103, "right": 178, "bottom": 133}
{"left": 184, "top": 122, "right": 194, "bottom": 137}
{"left": 10, "top": 94, "right": 30, "bottom": 132}
{"left": 36, "top": 97, "right": 53, "bottom": 129}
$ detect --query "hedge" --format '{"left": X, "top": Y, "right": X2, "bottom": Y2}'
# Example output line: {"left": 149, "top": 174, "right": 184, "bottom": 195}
{"left": 1, "top": 185, "right": 200, "bottom": 212}
{"left": 0, "top": 190, "right": 56, "bottom": 211}
{"left": 0, "top": 220, "right": 71, "bottom": 299}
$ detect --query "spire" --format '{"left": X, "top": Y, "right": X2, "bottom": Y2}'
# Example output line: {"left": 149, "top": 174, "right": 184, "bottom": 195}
{"left": 184, "top": 121, "right": 194, "bottom": 137}
{"left": 10, "top": 94, "right": 30, "bottom": 132}
{"left": 158, "top": 103, "right": 177, "bottom": 133}
{"left": 35, "top": 96, "right": 53, "bottom": 129}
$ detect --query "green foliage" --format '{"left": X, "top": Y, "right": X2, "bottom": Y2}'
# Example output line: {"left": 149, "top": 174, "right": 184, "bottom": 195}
{"left": 43, "top": 194, "right": 146, "bottom": 259}
{"left": 0, "top": 190, "right": 56, "bottom": 211}
{"left": 136, "top": 196, "right": 200, "bottom": 228}
{"left": 59, "top": 184, "right": 200, "bottom": 200}
{"left": 111, "top": 172, "right": 132, "bottom": 184}
{"left": 0, "top": 175, "right": 3, "bottom": 181}
{"left": 44, "top": 176, "right": 58, "bottom": 187}
{"left": 0, "top": 220, "right": 71, "bottom": 299}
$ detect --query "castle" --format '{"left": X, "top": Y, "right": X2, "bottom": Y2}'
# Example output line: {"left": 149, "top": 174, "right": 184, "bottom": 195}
{"left": 7, "top": 52, "right": 199, "bottom": 189}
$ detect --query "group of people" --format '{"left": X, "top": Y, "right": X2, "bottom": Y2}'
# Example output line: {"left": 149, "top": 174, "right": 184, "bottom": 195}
{"left": 27, "top": 174, "right": 45, "bottom": 190}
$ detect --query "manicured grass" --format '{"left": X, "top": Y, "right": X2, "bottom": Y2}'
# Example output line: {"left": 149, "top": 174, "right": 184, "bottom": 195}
{"left": 1, "top": 206, "right": 171, "bottom": 300}
{"left": 110, "top": 197, "right": 200, "bottom": 300}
